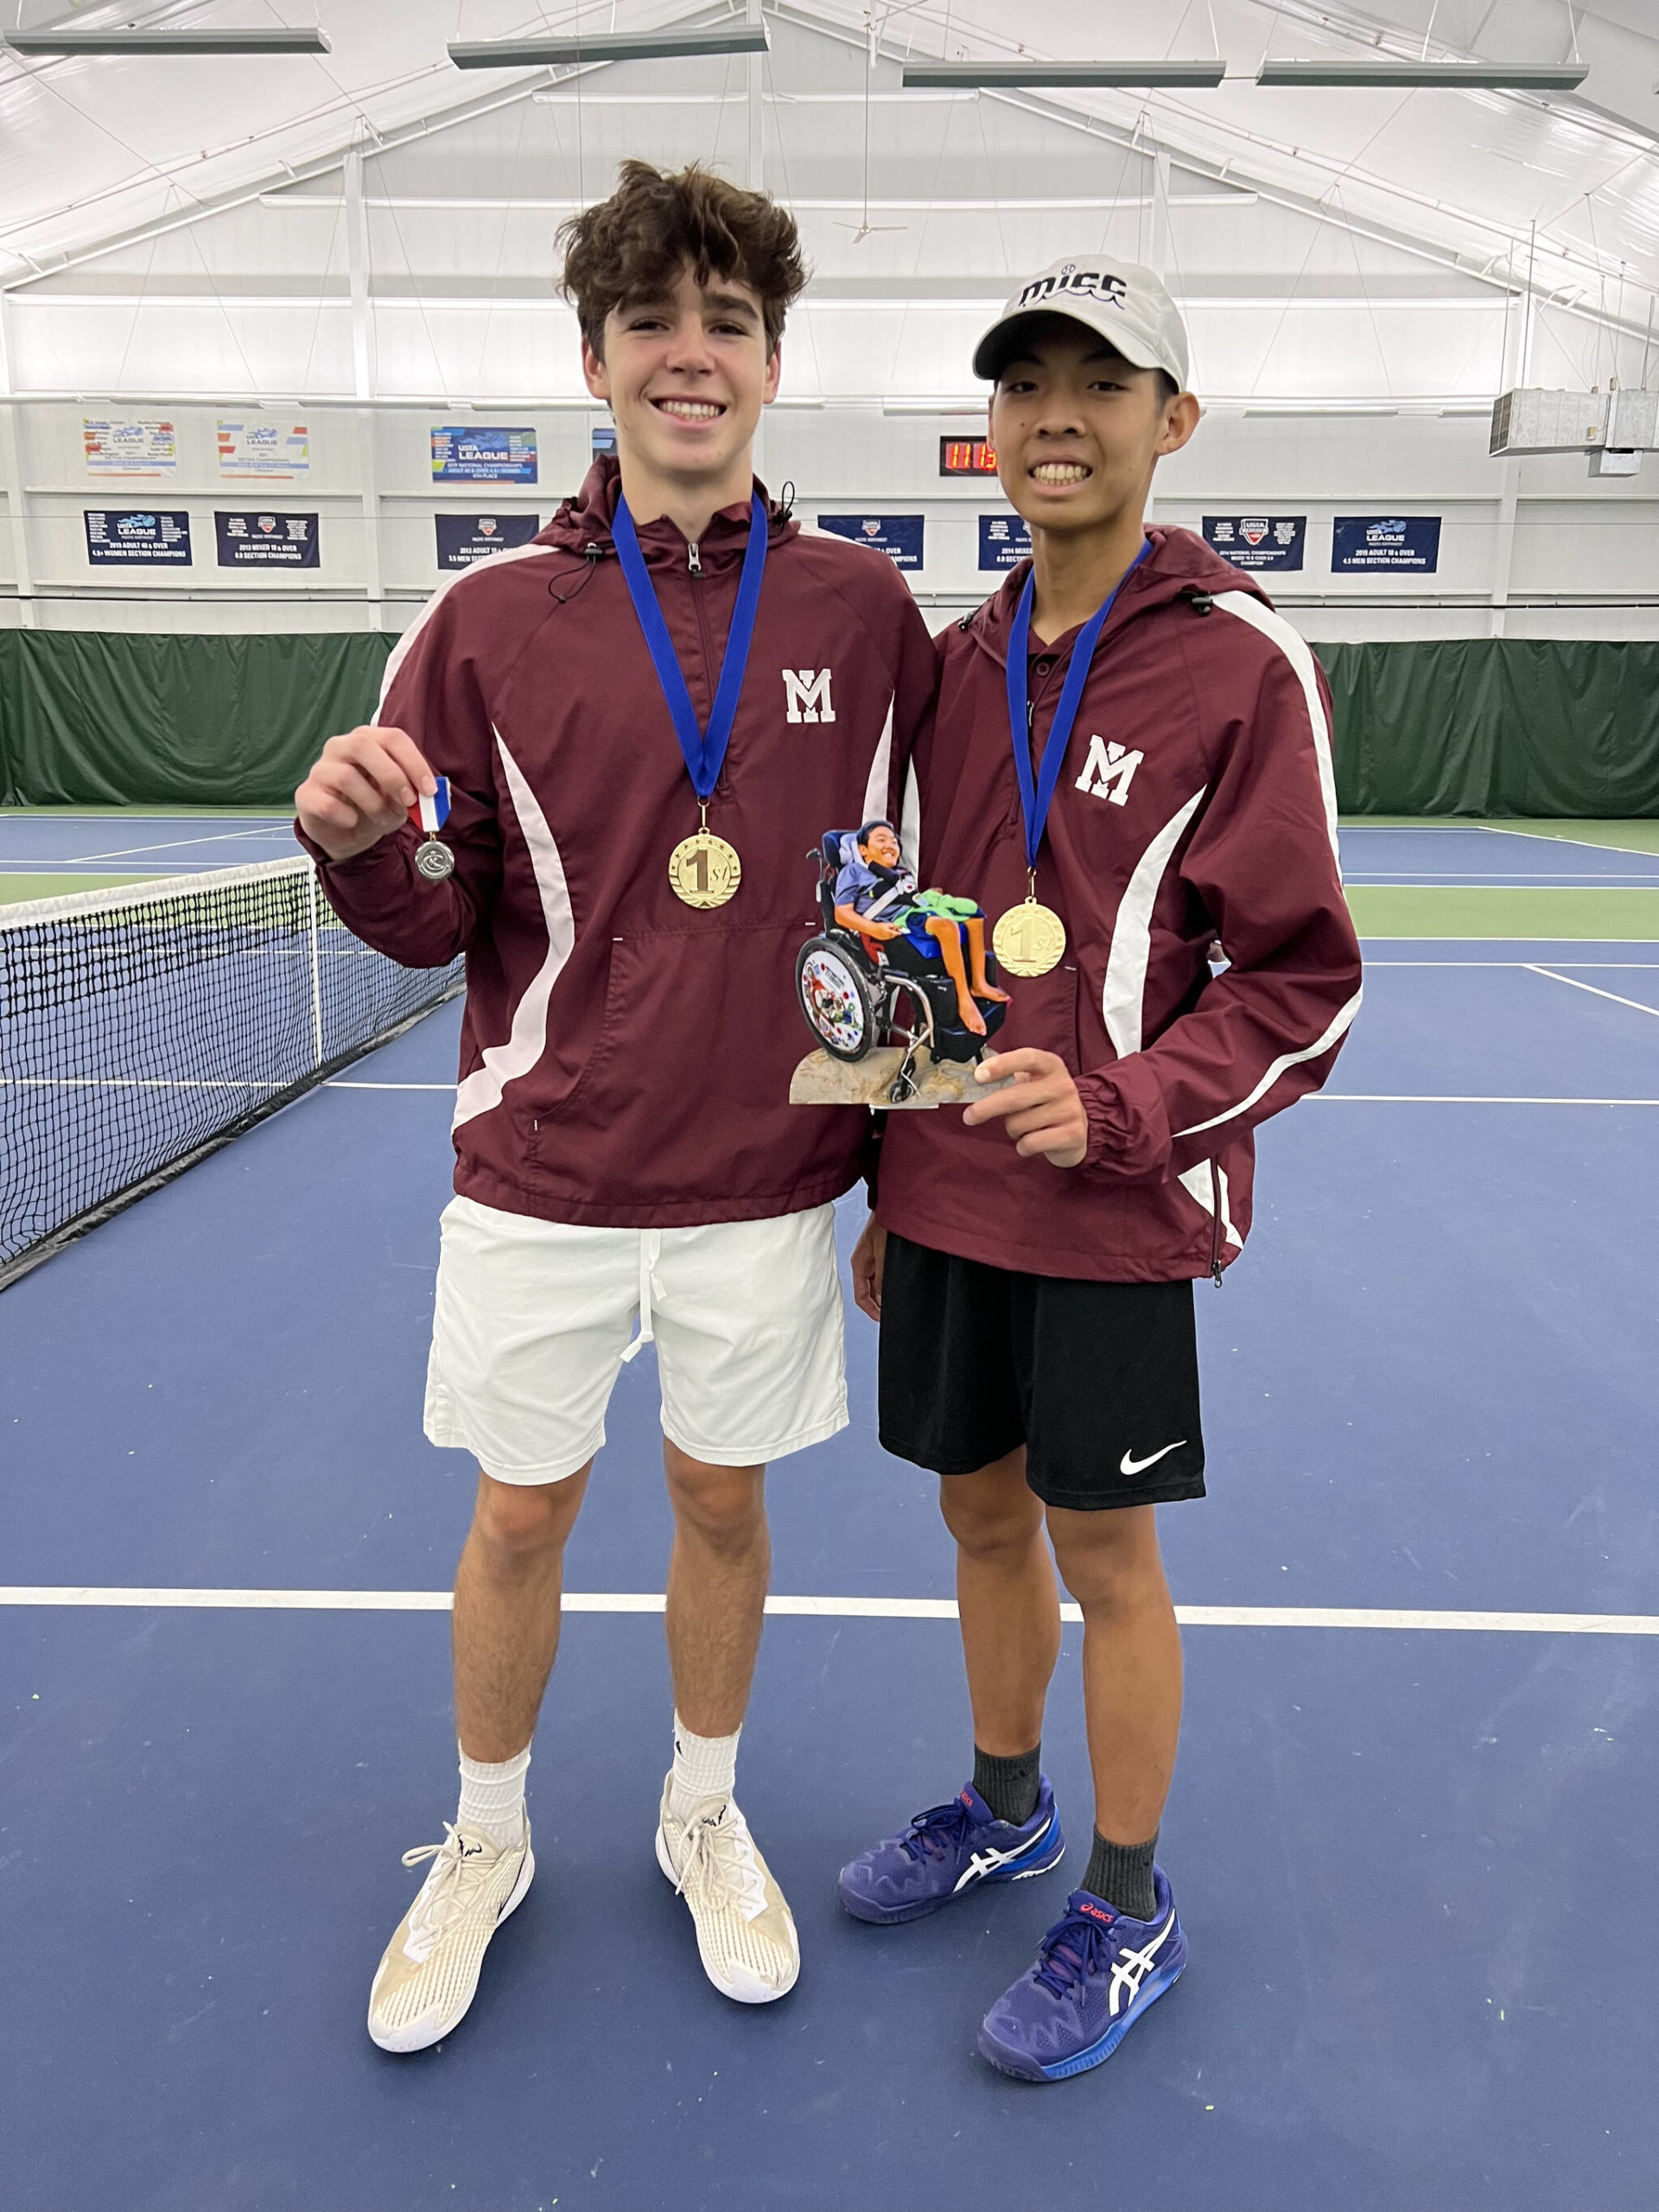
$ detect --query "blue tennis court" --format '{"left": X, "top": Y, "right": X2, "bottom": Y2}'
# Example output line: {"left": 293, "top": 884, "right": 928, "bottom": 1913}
{"left": 4, "top": 823, "right": 1658, "bottom": 2209}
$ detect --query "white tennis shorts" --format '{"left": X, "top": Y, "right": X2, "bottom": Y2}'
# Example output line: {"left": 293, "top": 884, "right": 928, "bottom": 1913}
{"left": 424, "top": 1195, "right": 849, "bottom": 1484}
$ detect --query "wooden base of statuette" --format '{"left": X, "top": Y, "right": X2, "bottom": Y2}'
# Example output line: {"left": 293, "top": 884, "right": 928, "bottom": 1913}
{"left": 790, "top": 1046, "right": 1015, "bottom": 1110}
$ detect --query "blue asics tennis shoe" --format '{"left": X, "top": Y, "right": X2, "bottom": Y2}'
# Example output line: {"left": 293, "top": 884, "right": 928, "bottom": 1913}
{"left": 836, "top": 1779, "right": 1065, "bottom": 1925}
{"left": 976, "top": 1870, "right": 1185, "bottom": 2082}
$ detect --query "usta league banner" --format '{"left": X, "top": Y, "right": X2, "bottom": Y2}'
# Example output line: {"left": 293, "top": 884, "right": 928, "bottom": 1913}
{"left": 85, "top": 510, "right": 192, "bottom": 564}
{"left": 1332, "top": 516, "right": 1441, "bottom": 572}
{"left": 435, "top": 513, "right": 542, "bottom": 569}
{"left": 815, "top": 513, "right": 925, "bottom": 569}
{"left": 215, "top": 512, "right": 320, "bottom": 567}
{"left": 978, "top": 513, "right": 1034, "bottom": 570}
{"left": 431, "top": 427, "right": 538, "bottom": 483}
{"left": 1201, "top": 515, "right": 1306, "bottom": 572}
{"left": 83, "top": 416, "right": 177, "bottom": 475}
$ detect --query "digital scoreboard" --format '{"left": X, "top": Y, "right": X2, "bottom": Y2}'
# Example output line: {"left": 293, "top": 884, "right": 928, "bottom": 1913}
{"left": 938, "top": 436, "right": 998, "bottom": 477}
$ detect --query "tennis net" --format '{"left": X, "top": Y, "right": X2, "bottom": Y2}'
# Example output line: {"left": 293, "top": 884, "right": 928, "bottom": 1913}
{"left": 1, "top": 856, "right": 463, "bottom": 1287}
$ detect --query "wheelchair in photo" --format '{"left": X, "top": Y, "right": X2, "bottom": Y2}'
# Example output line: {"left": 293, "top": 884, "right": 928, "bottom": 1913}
{"left": 793, "top": 836, "right": 1007, "bottom": 1103}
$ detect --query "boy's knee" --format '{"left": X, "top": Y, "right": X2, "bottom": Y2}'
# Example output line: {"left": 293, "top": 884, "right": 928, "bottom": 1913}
{"left": 940, "top": 1459, "right": 1044, "bottom": 1557}
{"left": 472, "top": 1470, "right": 582, "bottom": 1560}
{"left": 665, "top": 1451, "right": 766, "bottom": 1551}
{"left": 1046, "top": 1505, "right": 1161, "bottom": 1609}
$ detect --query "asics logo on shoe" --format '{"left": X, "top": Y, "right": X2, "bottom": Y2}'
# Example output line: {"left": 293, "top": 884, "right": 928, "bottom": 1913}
{"left": 1077, "top": 1899, "right": 1114, "bottom": 1926}
{"left": 1119, "top": 1440, "right": 1186, "bottom": 1477}
{"left": 1108, "top": 1911, "right": 1179, "bottom": 2018}
{"left": 952, "top": 1811, "right": 1054, "bottom": 1893}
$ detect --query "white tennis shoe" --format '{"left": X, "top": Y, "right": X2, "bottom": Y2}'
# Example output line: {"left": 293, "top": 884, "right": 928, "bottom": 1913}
{"left": 366, "top": 1820, "right": 533, "bottom": 2053}
{"left": 656, "top": 1784, "right": 800, "bottom": 2004}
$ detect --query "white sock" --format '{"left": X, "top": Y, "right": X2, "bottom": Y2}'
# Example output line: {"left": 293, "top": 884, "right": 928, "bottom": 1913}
{"left": 456, "top": 1745, "right": 531, "bottom": 1849}
{"left": 667, "top": 1713, "right": 741, "bottom": 1819}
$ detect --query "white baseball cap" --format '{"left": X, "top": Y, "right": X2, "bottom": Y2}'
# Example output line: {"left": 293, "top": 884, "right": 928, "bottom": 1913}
{"left": 973, "top": 257, "right": 1190, "bottom": 391}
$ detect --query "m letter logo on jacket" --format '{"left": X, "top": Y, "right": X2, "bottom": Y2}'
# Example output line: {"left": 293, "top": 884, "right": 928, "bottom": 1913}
{"left": 1075, "top": 734, "right": 1144, "bottom": 807}
{"left": 783, "top": 668, "right": 836, "bottom": 724}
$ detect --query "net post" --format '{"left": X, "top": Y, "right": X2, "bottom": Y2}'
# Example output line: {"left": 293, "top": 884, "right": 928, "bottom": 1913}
{"left": 307, "top": 863, "right": 324, "bottom": 1066}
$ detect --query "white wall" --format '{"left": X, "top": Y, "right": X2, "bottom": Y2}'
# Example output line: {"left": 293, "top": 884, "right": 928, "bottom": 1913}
{"left": 3, "top": 396, "right": 1654, "bottom": 642}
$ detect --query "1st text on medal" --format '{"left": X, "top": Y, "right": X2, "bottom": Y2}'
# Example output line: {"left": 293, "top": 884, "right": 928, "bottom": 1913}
{"left": 669, "top": 813, "right": 742, "bottom": 909}
{"left": 992, "top": 888, "right": 1066, "bottom": 977}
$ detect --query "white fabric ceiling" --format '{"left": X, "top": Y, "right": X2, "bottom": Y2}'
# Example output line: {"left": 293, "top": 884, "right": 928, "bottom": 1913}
{"left": 1, "top": 0, "right": 1655, "bottom": 406}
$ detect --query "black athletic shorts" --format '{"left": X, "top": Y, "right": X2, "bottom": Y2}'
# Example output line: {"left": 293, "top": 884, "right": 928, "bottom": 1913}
{"left": 877, "top": 1231, "right": 1205, "bottom": 1512}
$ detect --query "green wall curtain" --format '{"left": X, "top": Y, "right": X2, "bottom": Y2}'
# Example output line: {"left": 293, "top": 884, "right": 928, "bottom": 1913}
{"left": 0, "top": 631, "right": 397, "bottom": 808}
{"left": 3, "top": 629, "right": 1658, "bottom": 816}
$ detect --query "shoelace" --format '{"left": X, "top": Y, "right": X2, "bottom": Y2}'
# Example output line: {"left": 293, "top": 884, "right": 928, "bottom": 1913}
{"left": 400, "top": 1822, "right": 501, "bottom": 1942}
{"left": 672, "top": 1804, "right": 768, "bottom": 1916}
{"left": 899, "top": 1798, "right": 977, "bottom": 1864}
{"left": 1033, "top": 1907, "right": 1116, "bottom": 1999}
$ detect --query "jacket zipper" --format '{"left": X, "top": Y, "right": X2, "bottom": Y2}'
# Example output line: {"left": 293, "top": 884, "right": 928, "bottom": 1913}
{"left": 1208, "top": 1160, "right": 1224, "bottom": 1286}
{"left": 684, "top": 538, "right": 720, "bottom": 767}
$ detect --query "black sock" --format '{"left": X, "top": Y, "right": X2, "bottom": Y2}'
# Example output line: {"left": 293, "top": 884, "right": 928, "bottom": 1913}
{"left": 972, "top": 1744, "right": 1041, "bottom": 1827}
{"left": 1082, "top": 1829, "right": 1159, "bottom": 1921}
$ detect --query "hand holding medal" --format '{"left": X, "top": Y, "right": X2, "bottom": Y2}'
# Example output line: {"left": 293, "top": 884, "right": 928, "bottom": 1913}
{"left": 993, "top": 537, "right": 1153, "bottom": 976}
{"left": 409, "top": 776, "right": 454, "bottom": 880}
{"left": 612, "top": 492, "right": 768, "bottom": 910}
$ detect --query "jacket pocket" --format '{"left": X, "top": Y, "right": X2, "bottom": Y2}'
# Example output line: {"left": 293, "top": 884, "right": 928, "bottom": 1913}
{"left": 526, "top": 921, "right": 855, "bottom": 1207}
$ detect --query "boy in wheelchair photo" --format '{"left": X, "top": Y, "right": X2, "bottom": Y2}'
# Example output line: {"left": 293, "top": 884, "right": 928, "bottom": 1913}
{"left": 794, "top": 819, "right": 1009, "bottom": 1073}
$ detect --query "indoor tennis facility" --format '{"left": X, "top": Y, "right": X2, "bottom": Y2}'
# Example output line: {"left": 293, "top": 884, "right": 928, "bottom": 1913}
{"left": 3, "top": 6, "right": 1659, "bottom": 2209}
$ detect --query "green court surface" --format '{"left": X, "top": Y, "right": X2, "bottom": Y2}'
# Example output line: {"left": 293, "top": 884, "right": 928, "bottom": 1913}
{"left": 1344, "top": 887, "right": 1659, "bottom": 939}
{"left": 0, "top": 874, "right": 154, "bottom": 907}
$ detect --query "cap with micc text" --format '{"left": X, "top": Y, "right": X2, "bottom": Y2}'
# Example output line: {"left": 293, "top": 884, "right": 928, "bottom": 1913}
{"left": 973, "top": 258, "right": 1191, "bottom": 391}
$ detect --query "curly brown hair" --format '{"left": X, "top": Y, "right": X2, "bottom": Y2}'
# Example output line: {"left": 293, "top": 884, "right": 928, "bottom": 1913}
{"left": 558, "top": 160, "right": 807, "bottom": 360}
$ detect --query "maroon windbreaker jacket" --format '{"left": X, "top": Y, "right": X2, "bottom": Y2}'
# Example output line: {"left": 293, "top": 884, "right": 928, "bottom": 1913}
{"left": 300, "top": 457, "right": 934, "bottom": 1228}
{"left": 875, "top": 528, "right": 1363, "bottom": 1283}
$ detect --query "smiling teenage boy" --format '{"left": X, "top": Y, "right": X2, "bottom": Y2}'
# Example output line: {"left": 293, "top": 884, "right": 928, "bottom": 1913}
{"left": 838, "top": 262, "right": 1363, "bottom": 2081}
{"left": 294, "top": 162, "right": 933, "bottom": 2049}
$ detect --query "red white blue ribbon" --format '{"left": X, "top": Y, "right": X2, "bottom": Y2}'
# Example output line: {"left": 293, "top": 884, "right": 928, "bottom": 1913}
{"left": 408, "top": 776, "right": 451, "bottom": 836}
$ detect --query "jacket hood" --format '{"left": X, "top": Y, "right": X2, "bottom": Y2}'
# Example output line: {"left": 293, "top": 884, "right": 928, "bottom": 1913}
{"left": 962, "top": 525, "right": 1270, "bottom": 670}
{"left": 536, "top": 452, "right": 801, "bottom": 564}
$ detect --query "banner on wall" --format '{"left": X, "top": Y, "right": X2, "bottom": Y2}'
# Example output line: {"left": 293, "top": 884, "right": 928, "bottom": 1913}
{"left": 435, "top": 513, "right": 542, "bottom": 569}
{"left": 83, "top": 416, "right": 177, "bottom": 474}
{"left": 815, "top": 513, "right": 925, "bottom": 569}
{"left": 1202, "top": 514, "right": 1306, "bottom": 571}
{"left": 215, "top": 511, "right": 320, "bottom": 567}
{"left": 591, "top": 423, "right": 618, "bottom": 455}
{"left": 978, "top": 513, "right": 1033, "bottom": 569}
{"left": 84, "top": 509, "right": 192, "bottom": 564}
{"left": 431, "top": 426, "right": 538, "bottom": 483}
{"left": 1332, "top": 515, "right": 1441, "bottom": 572}
{"left": 217, "top": 419, "right": 310, "bottom": 478}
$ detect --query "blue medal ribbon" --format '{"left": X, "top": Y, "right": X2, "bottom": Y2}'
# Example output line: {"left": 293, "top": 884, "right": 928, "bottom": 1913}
{"left": 1005, "top": 536, "right": 1153, "bottom": 873}
{"left": 612, "top": 491, "right": 769, "bottom": 805}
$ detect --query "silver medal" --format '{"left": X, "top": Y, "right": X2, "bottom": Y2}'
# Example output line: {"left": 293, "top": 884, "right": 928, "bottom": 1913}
{"left": 414, "top": 837, "right": 455, "bottom": 882}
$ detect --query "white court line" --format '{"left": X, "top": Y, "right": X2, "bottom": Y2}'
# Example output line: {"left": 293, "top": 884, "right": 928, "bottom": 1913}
{"left": 59, "top": 827, "right": 291, "bottom": 864}
{"left": 315, "top": 1083, "right": 1659, "bottom": 1105}
{"left": 1525, "top": 965, "right": 1659, "bottom": 1021}
{"left": 315, "top": 1082, "right": 1659, "bottom": 1106}
{"left": 1366, "top": 961, "right": 1659, "bottom": 969}
{"left": 1474, "top": 823, "right": 1659, "bottom": 859}
{"left": 1344, "top": 875, "right": 1659, "bottom": 886}
{"left": 4, "top": 1586, "right": 1659, "bottom": 1634}
{"left": 1314, "top": 1094, "right": 1659, "bottom": 1105}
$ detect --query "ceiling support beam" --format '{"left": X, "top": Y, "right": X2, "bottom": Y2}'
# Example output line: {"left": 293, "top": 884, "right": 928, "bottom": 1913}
{"left": 344, "top": 149, "right": 385, "bottom": 626}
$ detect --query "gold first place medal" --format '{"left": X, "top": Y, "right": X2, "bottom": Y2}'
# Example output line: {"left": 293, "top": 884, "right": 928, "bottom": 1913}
{"left": 668, "top": 827, "right": 742, "bottom": 909}
{"left": 993, "top": 895, "right": 1066, "bottom": 978}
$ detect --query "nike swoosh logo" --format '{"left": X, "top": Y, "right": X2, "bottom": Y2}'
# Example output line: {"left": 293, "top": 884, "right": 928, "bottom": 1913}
{"left": 1120, "top": 1440, "right": 1187, "bottom": 1477}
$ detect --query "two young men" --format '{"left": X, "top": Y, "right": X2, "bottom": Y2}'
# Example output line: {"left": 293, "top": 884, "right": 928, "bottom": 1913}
{"left": 295, "top": 162, "right": 934, "bottom": 2046}
{"left": 840, "top": 261, "right": 1363, "bottom": 2080}
{"left": 296, "top": 156, "right": 1361, "bottom": 2082}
